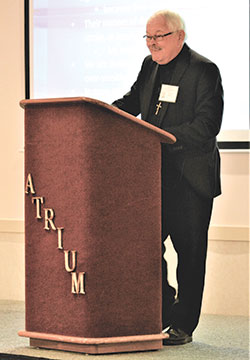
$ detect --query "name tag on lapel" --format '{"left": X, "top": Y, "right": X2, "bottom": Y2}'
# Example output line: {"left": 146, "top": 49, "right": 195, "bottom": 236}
{"left": 159, "top": 84, "right": 179, "bottom": 103}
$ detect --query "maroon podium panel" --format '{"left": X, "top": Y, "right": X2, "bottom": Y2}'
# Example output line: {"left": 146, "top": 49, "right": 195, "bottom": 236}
{"left": 19, "top": 97, "right": 175, "bottom": 354}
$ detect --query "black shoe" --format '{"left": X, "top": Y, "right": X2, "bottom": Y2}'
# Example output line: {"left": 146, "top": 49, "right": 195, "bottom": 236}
{"left": 163, "top": 326, "right": 192, "bottom": 346}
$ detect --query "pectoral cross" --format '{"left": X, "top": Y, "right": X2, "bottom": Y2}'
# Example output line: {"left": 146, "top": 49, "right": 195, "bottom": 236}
{"left": 155, "top": 102, "right": 162, "bottom": 115}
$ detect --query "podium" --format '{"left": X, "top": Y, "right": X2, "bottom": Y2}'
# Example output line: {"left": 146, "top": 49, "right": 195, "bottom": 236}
{"left": 18, "top": 97, "right": 176, "bottom": 354}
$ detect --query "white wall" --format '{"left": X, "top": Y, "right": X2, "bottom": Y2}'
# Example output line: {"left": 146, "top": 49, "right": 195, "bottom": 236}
{"left": 0, "top": 0, "right": 249, "bottom": 316}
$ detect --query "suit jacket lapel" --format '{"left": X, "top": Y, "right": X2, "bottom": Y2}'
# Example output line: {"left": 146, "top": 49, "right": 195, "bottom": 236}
{"left": 158, "top": 44, "right": 191, "bottom": 127}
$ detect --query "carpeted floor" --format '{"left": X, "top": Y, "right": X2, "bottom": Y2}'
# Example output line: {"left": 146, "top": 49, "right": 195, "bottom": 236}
{"left": 0, "top": 300, "right": 249, "bottom": 360}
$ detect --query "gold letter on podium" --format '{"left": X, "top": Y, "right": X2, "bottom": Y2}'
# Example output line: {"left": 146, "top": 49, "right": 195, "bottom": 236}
{"left": 64, "top": 250, "right": 77, "bottom": 272}
{"left": 71, "top": 272, "right": 86, "bottom": 295}
{"left": 57, "top": 227, "right": 64, "bottom": 249}
{"left": 32, "top": 197, "right": 44, "bottom": 219}
{"left": 44, "top": 208, "right": 57, "bottom": 231}
{"left": 25, "top": 173, "right": 36, "bottom": 194}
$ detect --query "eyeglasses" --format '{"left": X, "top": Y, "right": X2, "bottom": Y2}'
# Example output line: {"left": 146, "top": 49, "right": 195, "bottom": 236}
{"left": 143, "top": 31, "right": 176, "bottom": 42}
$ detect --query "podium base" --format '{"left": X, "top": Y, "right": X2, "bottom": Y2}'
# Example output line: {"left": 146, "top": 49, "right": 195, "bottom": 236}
{"left": 18, "top": 331, "right": 168, "bottom": 354}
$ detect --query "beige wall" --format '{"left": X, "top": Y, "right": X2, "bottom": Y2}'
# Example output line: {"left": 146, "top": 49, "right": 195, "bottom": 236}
{"left": 0, "top": 0, "right": 25, "bottom": 301}
{"left": 204, "top": 151, "right": 249, "bottom": 316}
{"left": 165, "top": 151, "right": 249, "bottom": 316}
{"left": 0, "top": 0, "right": 249, "bottom": 316}
{"left": 0, "top": 0, "right": 25, "bottom": 220}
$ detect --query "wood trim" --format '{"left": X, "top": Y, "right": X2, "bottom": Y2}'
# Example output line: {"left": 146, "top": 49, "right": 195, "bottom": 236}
{"left": 19, "top": 330, "right": 167, "bottom": 354}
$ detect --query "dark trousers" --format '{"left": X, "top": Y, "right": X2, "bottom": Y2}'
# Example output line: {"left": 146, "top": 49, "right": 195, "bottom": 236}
{"left": 161, "top": 170, "right": 213, "bottom": 335}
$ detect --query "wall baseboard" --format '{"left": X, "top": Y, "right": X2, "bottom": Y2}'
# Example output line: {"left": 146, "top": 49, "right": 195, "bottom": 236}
{"left": 208, "top": 225, "right": 249, "bottom": 242}
{"left": 0, "top": 219, "right": 24, "bottom": 234}
{"left": 0, "top": 219, "right": 249, "bottom": 242}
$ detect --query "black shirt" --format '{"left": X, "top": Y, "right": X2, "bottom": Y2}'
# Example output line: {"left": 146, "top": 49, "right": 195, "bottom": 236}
{"left": 147, "top": 47, "right": 184, "bottom": 125}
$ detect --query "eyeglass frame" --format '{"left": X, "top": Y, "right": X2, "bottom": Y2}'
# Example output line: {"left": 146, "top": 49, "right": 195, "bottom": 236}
{"left": 143, "top": 31, "right": 178, "bottom": 42}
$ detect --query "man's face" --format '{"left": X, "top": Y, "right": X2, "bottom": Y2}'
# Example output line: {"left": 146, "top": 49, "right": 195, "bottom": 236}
{"left": 146, "top": 15, "right": 184, "bottom": 65}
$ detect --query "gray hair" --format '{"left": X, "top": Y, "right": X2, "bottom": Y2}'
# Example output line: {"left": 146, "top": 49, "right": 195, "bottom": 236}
{"left": 148, "top": 10, "right": 186, "bottom": 33}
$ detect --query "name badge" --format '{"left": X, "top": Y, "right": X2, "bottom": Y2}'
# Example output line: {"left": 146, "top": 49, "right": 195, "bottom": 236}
{"left": 159, "top": 84, "right": 179, "bottom": 103}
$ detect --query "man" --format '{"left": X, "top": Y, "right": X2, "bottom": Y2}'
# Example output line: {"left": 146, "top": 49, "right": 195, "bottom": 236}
{"left": 112, "top": 10, "right": 223, "bottom": 345}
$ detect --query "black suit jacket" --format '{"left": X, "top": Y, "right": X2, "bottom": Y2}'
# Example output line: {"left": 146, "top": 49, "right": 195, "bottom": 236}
{"left": 112, "top": 44, "right": 224, "bottom": 198}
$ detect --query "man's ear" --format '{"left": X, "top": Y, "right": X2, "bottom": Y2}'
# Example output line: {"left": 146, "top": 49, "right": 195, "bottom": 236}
{"left": 178, "top": 30, "right": 185, "bottom": 42}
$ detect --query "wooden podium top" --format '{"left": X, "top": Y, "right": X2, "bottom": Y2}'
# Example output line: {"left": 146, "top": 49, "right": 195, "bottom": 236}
{"left": 20, "top": 96, "right": 176, "bottom": 145}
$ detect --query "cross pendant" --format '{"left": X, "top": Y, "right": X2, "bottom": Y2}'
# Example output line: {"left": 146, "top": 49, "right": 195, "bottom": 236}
{"left": 155, "top": 102, "right": 162, "bottom": 115}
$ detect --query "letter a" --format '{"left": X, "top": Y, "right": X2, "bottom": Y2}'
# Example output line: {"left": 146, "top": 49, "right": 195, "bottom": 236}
{"left": 25, "top": 173, "right": 36, "bottom": 194}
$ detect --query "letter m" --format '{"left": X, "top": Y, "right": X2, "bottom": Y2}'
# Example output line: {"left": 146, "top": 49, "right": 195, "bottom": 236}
{"left": 71, "top": 272, "right": 86, "bottom": 295}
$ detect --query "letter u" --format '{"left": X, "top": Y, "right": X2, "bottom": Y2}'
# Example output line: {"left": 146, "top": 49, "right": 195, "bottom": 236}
{"left": 64, "top": 250, "right": 77, "bottom": 272}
